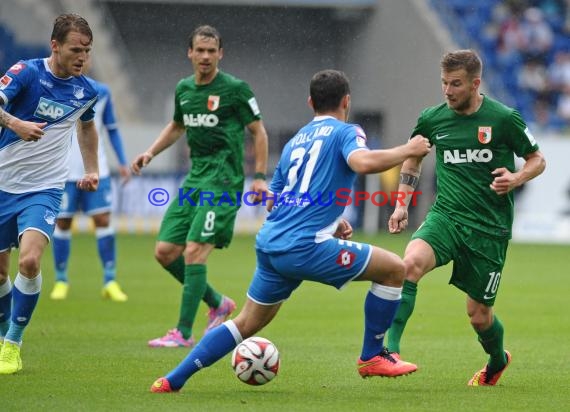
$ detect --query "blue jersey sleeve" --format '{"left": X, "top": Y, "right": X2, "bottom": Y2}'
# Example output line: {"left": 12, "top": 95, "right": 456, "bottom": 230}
{"left": 100, "top": 86, "right": 128, "bottom": 165}
{"left": 0, "top": 61, "right": 35, "bottom": 105}
{"left": 107, "top": 128, "right": 128, "bottom": 166}
{"left": 341, "top": 124, "right": 369, "bottom": 162}
{"left": 99, "top": 83, "right": 117, "bottom": 128}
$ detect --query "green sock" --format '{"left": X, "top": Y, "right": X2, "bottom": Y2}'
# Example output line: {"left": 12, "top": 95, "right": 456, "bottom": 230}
{"left": 177, "top": 264, "right": 208, "bottom": 339}
{"left": 476, "top": 315, "right": 507, "bottom": 374}
{"left": 164, "top": 256, "right": 185, "bottom": 284}
{"left": 387, "top": 280, "right": 417, "bottom": 353}
{"left": 165, "top": 257, "right": 221, "bottom": 308}
{"left": 203, "top": 285, "right": 222, "bottom": 308}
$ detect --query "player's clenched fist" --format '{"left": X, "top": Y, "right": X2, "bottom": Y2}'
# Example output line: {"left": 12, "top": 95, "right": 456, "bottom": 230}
{"left": 77, "top": 173, "right": 99, "bottom": 191}
{"left": 406, "top": 135, "right": 431, "bottom": 157}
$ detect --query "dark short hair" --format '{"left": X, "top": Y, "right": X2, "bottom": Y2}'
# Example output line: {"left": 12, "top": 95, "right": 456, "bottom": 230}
{"left": 188, "top": 25, "right": 222, "bottom": 49}
{"left": 51, "top": 13, "right": 93, "bottom": 44}
{"left": 310, "top": 70, "right": 350, "bottom": 113}
{"left": 440, "top": 49, "right": 482, "bottom": 79}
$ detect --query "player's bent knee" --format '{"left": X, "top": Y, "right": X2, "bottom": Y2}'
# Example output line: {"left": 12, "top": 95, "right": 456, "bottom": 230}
{"left": 18, "top": 255, "right": 41, "bottom": 277}
{"left": 154, "top": 246, "right": 178, "bottom": 267}
{"left": 470, "top": 316, "right": 490, "bottom": 332}
{"left": 468, "top": 307, "right": 493, "bottom": 331}
{"left": 403, "top": 258, "right": 426, "bottom": 283}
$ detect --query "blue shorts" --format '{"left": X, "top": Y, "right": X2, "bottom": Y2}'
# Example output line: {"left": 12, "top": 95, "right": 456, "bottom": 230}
{"left": 248, "top": 238, "right": 372, "bottom": 305}
{"left": 58, "top": 176, "right": 112, "bottom": 217}
{"left": 0, "top": 189, "right": 63, "bottom": 251}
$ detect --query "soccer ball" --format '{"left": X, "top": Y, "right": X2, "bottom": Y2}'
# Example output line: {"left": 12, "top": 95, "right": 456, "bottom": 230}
{"left": 231, "top": 336, "right": 280, "bottom": 385}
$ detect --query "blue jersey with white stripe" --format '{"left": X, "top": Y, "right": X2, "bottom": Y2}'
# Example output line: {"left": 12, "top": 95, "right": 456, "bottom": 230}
{"left": 0, "top": 58, "right": 97, "bottom": 193}
{"left": 256, "top": 115, "right": 369, "bottom": 253}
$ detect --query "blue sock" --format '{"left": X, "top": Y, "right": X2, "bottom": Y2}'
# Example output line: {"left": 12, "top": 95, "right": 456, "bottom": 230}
{"left": 5, "top": 273, "right": 42, "bottom": 344}
{"left": 360, "top": 283, "right": 402, "bottom": 361}
{"left": 53, "top": 228, "right": 71, "bottom": 283}
{"left": 166, "top": 320, "right": 243, "bottom": 390}
{"left": 96, "top": 227, "right": 116, "bottom": 284}
{"left": 0, "top": 277, "right": 12, "bottom": 336}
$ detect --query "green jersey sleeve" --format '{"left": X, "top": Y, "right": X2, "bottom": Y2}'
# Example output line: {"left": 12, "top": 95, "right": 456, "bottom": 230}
{"left": 506, "top": 109, "right": 539, "bottom": 158}
{"left": 411, "top": 106, "right": 438, "bottom": 143}
{"left": 235, "top": 80, "right": 262, "bottom": 126}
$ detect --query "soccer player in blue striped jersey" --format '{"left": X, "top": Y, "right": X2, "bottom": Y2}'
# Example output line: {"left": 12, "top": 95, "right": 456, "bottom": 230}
{"left": 51, "top": 58, "right": 130, "bottom": 302}
{"left": 150, "top": 69, "right": 431, "bottom": 393}
{"left": 0, "top": 14, "right": 99, "bottom": 374}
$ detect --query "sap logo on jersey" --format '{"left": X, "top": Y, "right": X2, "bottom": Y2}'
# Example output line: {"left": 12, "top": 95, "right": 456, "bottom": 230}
{"left": 183, "top": 113, "right": 219, "bottom": 127}
{"left": 34, "top": 97, "right": 73, "bottom": 121}
{"left": 443, "top": 149, "right": 493, "bottom": 164}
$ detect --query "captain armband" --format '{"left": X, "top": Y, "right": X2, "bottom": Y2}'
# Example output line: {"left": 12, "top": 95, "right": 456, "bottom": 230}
{"left": 399, "top": 173, "right": 419, "bottom": 188}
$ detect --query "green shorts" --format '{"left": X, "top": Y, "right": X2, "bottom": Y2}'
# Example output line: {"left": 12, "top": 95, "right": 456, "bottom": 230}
{"left": 412, "top": 210, "right": 509, "bottom": 306}
{"left": 158, "top": 188, "right": 239, "bottom": 248}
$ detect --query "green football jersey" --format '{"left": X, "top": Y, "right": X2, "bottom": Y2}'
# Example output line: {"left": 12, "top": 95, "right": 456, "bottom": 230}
{"left": 173, "top": 70, "right": 262, "bottom": 191}
{"left": 412, "top": 95, "right": 539, "bottom": 238}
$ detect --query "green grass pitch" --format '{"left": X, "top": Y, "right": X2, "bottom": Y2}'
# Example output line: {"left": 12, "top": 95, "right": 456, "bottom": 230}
{"left": 2, "top": 232, "right": 569, "bottom": 411}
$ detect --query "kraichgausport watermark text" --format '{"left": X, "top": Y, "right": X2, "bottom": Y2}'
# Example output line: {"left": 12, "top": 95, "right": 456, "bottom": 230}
{"left": 147, "top": 188, "right": 422, "bottom": 207}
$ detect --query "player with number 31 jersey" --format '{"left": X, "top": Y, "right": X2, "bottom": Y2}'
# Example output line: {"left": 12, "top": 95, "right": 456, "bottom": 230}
{"left": 257, "top": 117, "right": 368, "bottom": 253}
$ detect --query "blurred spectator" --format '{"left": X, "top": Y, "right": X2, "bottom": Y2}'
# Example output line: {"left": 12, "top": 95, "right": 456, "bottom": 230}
{"left": 520, "top": 7, "right": 554, "bottom": 63}
{"left": 546, "top": 50, "right": 570, "bottom": 96}
{"left": 517, "top": 57, "right": 549, "bottom": 97}
{"left": 556, "top": 87, "right": 570, "bottom": 121}
{"left": 496, "top": 5, "right": 526, "bottom": 68}
{"left": 533, "top": 0, "right": 567, "bottom": 29}
{"left": 528, "top": 98, "right": 565, "bottom": 133}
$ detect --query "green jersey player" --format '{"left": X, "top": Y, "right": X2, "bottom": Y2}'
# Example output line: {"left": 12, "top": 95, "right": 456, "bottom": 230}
{"left": 386, "top": 49, "right": 546, "bottom": 386}
{"left": 132, "top": 25, "right": 269, "bottom": 348}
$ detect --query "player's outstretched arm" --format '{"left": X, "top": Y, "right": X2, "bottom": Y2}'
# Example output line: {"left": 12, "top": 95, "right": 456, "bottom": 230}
{"left": 131, "top": 121, "right": 185, "bottom": 175}
{"left": 348, "top": 135, "right": 430, "bottom": 175}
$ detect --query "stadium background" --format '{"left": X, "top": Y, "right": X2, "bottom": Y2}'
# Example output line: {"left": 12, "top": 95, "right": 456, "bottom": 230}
{"left": 1, "top": 0, "right": 569, "bottom": 242}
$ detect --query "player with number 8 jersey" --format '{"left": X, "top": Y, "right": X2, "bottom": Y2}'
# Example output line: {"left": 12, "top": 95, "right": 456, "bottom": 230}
{"left": 131, "top": 25, "right": 269, "bottom": 349}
